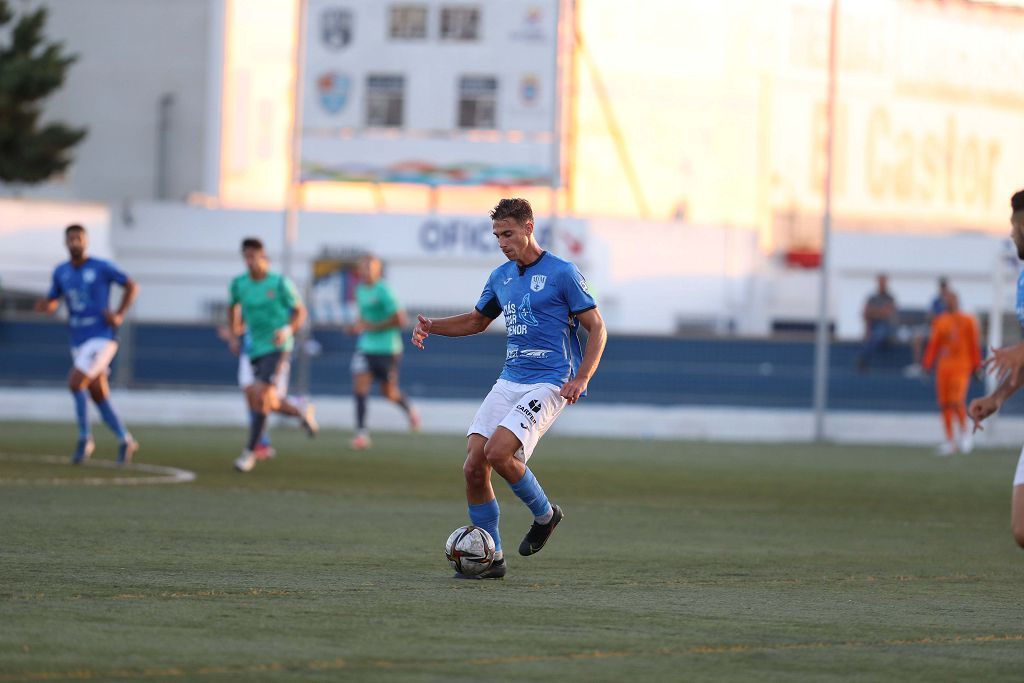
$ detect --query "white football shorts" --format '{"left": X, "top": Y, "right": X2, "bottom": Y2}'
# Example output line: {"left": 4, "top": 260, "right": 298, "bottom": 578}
{"left": 237, "top": 352, "right": 290, "bottom": 395}
{"left": 1014, "top": 445, "right": 1024, "bottom": 488}
{"left": 70, "top": 338, "right": 119, "bottom": 379}
{"left": 467, "top": 379, "right": 567, "bottom": 462}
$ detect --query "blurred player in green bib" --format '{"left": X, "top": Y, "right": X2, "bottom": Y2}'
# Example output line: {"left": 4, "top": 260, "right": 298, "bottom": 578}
{"left": 228, "top": 238, "right": 318, "bottom": 472}
{"left": 347, "top": 254, "right": 420, "bottom": 450}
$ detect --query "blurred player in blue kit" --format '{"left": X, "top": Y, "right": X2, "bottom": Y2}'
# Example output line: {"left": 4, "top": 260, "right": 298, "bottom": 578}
{"left": 34, "top": 224, "right": 139, "bottom": 465}
{"left": 411, "top": 198, "right": 608, "bottom": 579}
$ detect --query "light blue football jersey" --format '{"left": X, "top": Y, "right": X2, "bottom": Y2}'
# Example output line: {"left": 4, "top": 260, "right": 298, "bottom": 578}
{"left": 475, "top": 251, "right": 597, "bottom": 390}
{"left": 48, "top": 257, "right": 130, "bottom": 346}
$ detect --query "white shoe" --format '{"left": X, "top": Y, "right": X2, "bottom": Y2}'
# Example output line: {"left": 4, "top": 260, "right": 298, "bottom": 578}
{"left": 350, "top": 431, "right": 371, "bottom": 450}
{"left": 935, "top": 441, "right": 957, "bottom": 457}
{"left": 902, "top": 363, "right": 924, "bottom": 378}
{"left": 959, "top": 433, "right": 975, "bottom": 454}
{"left": 234, "top": 449, "right": 256, "bottom": 472}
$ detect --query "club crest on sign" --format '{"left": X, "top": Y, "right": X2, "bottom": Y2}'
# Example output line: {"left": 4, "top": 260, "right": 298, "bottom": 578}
{"left": 317, "top": 72, "right": 350, "bottom": 114}
{"left": 519, "top": 75, "right": 540, "bottom": 106}
{"left": 320, "top": 7, "right": 353, "bottom": 50}
{"left": 530, "top": 274, "right": 546, "bottom": 292}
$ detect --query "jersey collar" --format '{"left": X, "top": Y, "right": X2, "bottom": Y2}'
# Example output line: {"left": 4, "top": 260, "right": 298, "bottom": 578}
{"left": 516, "top": 250, "right": 547, "bottom": 276}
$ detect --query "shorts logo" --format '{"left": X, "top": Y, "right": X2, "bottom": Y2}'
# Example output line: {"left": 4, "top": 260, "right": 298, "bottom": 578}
{"left": 520, "top": 422, "right": 529, "bottom": 430}
{"left": 520, "top": 349, "right": 551, "bottom": 358}
{"left": 529, "top": 399, "right": 542, "bottom": 413}
{"left": 515, "top": 403, "right": 538, "bottom": 425}
{"left": 530, "top": 275, "right": 547, "bottom": 292}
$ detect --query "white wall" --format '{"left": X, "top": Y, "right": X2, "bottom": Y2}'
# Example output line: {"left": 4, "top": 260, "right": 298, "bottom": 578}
{"left": 7, "top": 0, "right": 217, "bottom": 203}
{"left": 109, "top": 202, "right": 592, "bottom": 325}
{"left": 11, "top": 199, "right": 1017, "bottom": 339}
{"left": 585, "top": 219, "right": 761, "bottom": 335}
{"left": 0, "top": 199, "right": 112, "bottom": 293}
{"left": 108, "top": 203, "right": 763, "bottom": 336}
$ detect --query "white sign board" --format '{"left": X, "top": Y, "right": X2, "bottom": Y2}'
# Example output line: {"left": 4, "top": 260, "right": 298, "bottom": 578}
{"left": 300, "top": 0, "right": 563, "bottom": 186}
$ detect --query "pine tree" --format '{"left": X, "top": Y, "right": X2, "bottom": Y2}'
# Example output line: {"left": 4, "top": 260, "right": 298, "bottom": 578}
{"left": 0, "top": 0, "right": 87, "bottom": 186}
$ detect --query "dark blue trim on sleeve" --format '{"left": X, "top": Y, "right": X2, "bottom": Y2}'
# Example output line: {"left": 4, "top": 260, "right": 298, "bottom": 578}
{"left": 570, "top": 304, "right": 597, "bottom": 316}
{"left": 477, "top": 299, "right": 502, "bottom": 319}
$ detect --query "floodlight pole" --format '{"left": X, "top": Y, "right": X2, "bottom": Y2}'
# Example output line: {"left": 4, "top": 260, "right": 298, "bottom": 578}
{"left": 812, "top": 0, "right": 839, "bottom": 442}
{"left": 283, "top": 0, "right": 309, "bottom": 281}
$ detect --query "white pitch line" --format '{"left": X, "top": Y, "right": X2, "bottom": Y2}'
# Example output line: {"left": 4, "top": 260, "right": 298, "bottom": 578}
{"left": 0, "top": 454, "right": 196, "bottom": 486}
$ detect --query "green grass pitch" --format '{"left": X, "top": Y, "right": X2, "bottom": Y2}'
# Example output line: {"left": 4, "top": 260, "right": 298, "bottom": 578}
{"left": 2, "top": 421, "right": 1023, "bottom": 682}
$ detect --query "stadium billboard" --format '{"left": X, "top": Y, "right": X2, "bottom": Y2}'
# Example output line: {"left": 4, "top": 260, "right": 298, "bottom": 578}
{"left": 300, "top": 0, "right": 564, "bottom": 187}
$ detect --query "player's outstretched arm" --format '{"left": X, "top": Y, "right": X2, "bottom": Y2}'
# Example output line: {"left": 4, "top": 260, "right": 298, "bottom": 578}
{"left": 411, "top": 310, "right": 492, "bottom": 349}
{"left": 982, "top": 341, "right": 1024, "bottom": 386}
{"left": 560, "top": 308, "right": 608, "bottom": 404}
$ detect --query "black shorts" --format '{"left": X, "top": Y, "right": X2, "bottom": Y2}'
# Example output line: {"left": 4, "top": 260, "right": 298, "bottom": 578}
{"left": 351, "top": 352, "right": 400, "bottom": 383}
{"left": 250, "top": 351, "right": 290, "bottom": 387}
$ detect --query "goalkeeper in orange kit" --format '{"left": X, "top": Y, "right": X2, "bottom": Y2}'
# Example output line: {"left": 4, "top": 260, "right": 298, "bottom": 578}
{"left": 922, "top": 290, "right": 981, "bottom": 455}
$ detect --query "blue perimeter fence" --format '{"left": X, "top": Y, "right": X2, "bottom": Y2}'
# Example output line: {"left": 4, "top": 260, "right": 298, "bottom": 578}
{"left": 0, "top": 319, "right": 1005, "bottom": 414}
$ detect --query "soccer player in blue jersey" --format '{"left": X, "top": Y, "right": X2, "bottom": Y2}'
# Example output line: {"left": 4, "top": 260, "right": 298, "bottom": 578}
{"left": 969, "top": 189, "right": 1024, "bottom": 549}
{"left": 34, "top": 224, "right": 140, "bottom": 465}
{"left": 411, "top": 198, "right": 608, "bottom": 579}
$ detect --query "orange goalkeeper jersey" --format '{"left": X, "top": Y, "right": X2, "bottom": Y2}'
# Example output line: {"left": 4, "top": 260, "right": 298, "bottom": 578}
{"left": 922, "top": 311, "right": 981, "bottom": 372}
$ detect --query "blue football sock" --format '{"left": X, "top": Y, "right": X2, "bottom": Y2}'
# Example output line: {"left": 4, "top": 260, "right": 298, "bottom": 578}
{"left": 72, "top": 389, "right": 90, "bottom": 439}
{"left": 468, "top": 498, "right": 502, "bottom": 555}
{"left": 96, "top": 399, "right": 127, "bottom": 441}
{"left": 251, "top": 410, "right": 271, "bottom": 447}
{"left": 509, "top": 467, "right": 553, "bottom": 522}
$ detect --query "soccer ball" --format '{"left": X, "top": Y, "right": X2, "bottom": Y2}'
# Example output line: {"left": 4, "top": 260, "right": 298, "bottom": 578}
{"left": 444, "top": 525, "right": 495, "bottom": 576}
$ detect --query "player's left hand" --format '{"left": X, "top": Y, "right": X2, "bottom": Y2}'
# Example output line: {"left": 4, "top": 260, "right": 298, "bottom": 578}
{"left": 104, "top": 310, "right": 123, "bottom": 328}
{"left": 560, "top": 377, "right": 588, "bottom": 405}
{"left": 968, "top": 395, "right": 1001, "bottom": 433}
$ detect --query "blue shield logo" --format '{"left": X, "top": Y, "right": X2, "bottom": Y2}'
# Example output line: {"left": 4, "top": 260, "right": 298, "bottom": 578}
{"left": 317, "top": 72, "right": 350, "bottom": 114}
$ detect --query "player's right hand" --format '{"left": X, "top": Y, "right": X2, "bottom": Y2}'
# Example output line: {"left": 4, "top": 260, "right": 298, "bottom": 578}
{"left": 968, "top": 396, "right": 1001, "bottom": 433}
{"left": 983, "top": 343, "right": 1024, "bottom": 386}
{"left": 411, "top": 314, "right": 432, "bottom": 350}
{"left": 228, "top": 337, "right": 240, "bottom": 355}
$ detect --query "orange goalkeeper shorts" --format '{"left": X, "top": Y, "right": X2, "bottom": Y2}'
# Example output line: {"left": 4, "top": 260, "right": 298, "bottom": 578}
{"left": 935, "top": 365, "right": 970, "bottom": 406}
